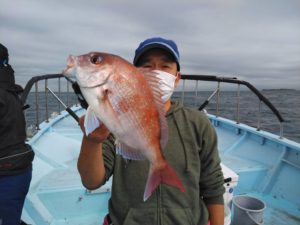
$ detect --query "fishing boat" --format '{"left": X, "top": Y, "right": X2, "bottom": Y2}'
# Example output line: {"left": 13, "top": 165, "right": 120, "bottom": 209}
{"left": 20, "top": 74, "right": 300, "bottom": 225}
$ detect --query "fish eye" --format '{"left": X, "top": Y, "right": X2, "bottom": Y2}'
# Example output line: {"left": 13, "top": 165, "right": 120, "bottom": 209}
{"left": 90, "top": 55, "right": 102, "bottom": 64}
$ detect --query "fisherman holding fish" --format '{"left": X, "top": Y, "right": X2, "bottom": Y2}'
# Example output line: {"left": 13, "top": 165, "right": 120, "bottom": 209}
{"left": 64, "top": 37, "right": 225, "bottom": 225}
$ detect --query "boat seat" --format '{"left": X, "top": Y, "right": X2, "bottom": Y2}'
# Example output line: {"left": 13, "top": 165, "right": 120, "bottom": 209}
{"left": 32, "top": 132, "right": 80, "bottom": 166}
{"left": 221, "top": 155, "right": 269, "bottom": 193}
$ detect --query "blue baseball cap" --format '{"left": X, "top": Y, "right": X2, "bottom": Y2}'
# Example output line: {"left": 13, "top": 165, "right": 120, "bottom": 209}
{"left": 133, "top": 37, "right": 180, "bottom": 71}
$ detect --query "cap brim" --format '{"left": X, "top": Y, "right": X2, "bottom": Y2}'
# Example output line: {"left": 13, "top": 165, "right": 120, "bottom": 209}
{"left": 134, "top": 43, "right": 178, "bottom": 66}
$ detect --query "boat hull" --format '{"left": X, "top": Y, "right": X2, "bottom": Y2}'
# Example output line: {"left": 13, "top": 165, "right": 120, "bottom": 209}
{"left": 22, "top": 107, "right": 300, "bottom": 225}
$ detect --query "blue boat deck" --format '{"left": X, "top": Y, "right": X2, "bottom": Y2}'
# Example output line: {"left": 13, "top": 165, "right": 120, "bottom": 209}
{"left": 22, "top": 106, "right": 300, "bottom": 225}
{"left": 23, "top": 107, "right": 111, "bottom": 224}
{"left": 211, "top": 115, "right": 300, "bottom": 225}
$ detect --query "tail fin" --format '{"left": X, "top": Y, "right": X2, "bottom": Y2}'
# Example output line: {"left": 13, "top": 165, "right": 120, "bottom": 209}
{"left": 143, "top": 161, "right": 185, "bottom": 201}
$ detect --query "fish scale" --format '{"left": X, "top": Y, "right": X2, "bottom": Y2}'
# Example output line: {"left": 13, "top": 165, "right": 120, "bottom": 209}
{"left": 111, "top": 77, "right": 145, "bottom": 137}
{"left": 110, "top": 79, "right": 147, "bottom": 157}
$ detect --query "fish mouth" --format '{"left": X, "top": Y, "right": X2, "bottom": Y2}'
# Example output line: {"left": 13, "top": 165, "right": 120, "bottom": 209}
{"left": 61, "top": 54, "right": 111, "bottom": 88}
{"left": 62, "top": 55, "right": 76, "bottom": 75}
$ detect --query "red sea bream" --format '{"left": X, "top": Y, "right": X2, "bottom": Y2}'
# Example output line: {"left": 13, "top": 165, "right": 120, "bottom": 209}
{"left": 63, "top": 52, "right": 185, "bottom": 201}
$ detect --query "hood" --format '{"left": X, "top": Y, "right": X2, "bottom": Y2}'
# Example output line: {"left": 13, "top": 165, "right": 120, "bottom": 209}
{"left": 166, "top": 101, "right": 184, "bottom": 116}
{"left": 0, "top": 65, "right": 16, "bottom": 89}
{"left": 0, "top": 43, "right": 9, "bottom": 63}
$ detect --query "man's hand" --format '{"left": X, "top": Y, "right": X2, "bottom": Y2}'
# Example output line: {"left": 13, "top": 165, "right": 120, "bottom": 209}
{"left": 77, "top": 116, "right": 109, "bottom": 189}
{"left": 79, "top": 116, "right": 110, "bottom": 143}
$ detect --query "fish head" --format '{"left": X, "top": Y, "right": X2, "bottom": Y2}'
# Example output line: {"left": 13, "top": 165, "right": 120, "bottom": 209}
{"left": 62, "top": 52, "right": 113, "bottom": 88}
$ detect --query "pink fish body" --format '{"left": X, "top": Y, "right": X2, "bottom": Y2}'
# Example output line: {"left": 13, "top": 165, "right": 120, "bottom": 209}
{"left": 63, "top": 52, "right": 185, "bottom": 201}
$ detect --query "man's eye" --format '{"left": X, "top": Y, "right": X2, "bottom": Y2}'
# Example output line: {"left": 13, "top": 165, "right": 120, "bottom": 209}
{"left": 163, "top": 65, "right": 171, "bottom": 68}
{"left": 90, "top": 55, "right": 102, "bottom": 64}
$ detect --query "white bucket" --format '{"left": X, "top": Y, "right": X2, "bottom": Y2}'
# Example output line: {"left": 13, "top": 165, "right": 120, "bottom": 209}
{"left": 232, "top": 195, "right": 266, "bottom": 225}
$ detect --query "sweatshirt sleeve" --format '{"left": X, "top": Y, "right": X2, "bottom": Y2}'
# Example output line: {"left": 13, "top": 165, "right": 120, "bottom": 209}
{"left": 0, "top": 90, "right": 8, "bottom": 135}
{"left": 102, "top": 134, "right": 116, "bottom": 183}
{"left": 0, "top": 90, "right": 7, "bottom": 118}
{"left": 198, "top": 115, "right": 225, "bottom": 205}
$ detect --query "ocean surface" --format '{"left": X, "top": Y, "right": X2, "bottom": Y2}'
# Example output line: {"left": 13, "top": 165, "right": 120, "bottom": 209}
{"left": 24, "top": 89, "right": 300, "bottom": 143}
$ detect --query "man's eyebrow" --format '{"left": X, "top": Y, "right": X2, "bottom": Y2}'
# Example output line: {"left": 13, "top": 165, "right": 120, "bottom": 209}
{"left": 137, "top": 57, "right": 149, "bottom": 65}
{"left": 160, "top": 56, "right": 175, "bottom": 63}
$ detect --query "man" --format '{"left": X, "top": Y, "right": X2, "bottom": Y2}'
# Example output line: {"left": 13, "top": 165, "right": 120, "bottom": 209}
{"left": 0, "top": 43, "right": 34, "bottom": 225}
{"left": 77, "top": 37, "right": 225, "bottom": 225}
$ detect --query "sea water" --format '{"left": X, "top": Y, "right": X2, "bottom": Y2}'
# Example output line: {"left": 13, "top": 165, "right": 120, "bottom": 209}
{"left": 23, "top": 89, "right": 300, "bottom": 143}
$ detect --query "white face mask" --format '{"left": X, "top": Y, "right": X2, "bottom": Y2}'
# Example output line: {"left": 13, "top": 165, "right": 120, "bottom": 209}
{"left": 153, "top": 70, "right": 177, "bottom": 102}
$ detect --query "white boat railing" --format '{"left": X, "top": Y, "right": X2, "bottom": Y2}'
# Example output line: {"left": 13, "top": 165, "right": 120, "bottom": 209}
{"left": 21, "top": 74, "right": 78, "bottom": 135}
{"left": 20, "top": 73, "right": 285, "bottom": 138}
{"left": 180, "top": 74, "right": 284, "bottom": 138}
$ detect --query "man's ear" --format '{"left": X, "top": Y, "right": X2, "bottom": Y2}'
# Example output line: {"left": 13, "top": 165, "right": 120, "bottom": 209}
{"left": 175, "top": 72, "right": 181, "bottom": 87}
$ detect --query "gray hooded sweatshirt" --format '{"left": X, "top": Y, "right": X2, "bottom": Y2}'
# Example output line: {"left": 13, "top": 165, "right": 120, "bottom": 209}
{"left": 102, "top": 101, "right": 225, "bottom": 225}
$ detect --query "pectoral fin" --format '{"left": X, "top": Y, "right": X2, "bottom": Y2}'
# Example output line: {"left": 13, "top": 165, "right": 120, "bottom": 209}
{"left": 84, "top": 106, "right": 101, "bottom": 135}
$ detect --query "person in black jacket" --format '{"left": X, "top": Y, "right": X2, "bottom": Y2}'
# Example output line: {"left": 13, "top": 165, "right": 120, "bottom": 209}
{"left": 0, "top": 43, "right": 34, "bottom": 225}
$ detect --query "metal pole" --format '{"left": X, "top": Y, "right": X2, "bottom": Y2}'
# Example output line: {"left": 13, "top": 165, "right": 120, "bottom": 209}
{"left": 67, "top": 80, "right": 70, "bottom": 106}
{"left": 58, "top": 77, "right": 61, "bottom": 114}
{"left": 45, "top": 79, "right": 49, "bottom": 122}
{"left": 279, "top": 122, "right": 283, "bottom": 139}
{"left": 216, "top": 82, "right": 220, "bottom": 117}
{"left": 47, "top": 88, "right": 79, "bottom": 122}
{"left": 198, "top": 88, "right": 219, "bottom": 111}
{"left": 194, "top": 80, "right": 199, "bottom": 107}
{"left": 236, "top": 84, "right": 240, "bottom": 124}
{"left": 35, "top": 82, "right": 40, "bottom": 130}
{"left": 181, "top": 80, "right": 185, "bottom": 104}
{"left": 257, "top": 100, "right": 262, "bottom": 131}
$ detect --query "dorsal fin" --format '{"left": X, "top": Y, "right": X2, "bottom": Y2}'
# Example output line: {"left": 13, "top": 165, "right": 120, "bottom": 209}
{"left": 138, "top": 69, "right": 168, "bottom": 148}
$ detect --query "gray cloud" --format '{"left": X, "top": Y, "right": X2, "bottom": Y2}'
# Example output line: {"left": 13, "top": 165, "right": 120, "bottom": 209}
{"left": 1, "top": 0, "right": 299, "bottom": 89}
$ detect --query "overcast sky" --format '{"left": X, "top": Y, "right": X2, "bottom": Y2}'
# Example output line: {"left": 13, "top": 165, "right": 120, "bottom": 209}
{"left": 1, "top": 0, "right": 300, "bottom": 90}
